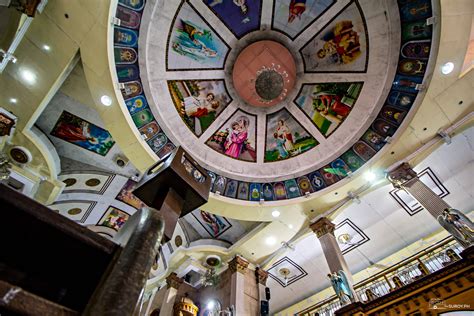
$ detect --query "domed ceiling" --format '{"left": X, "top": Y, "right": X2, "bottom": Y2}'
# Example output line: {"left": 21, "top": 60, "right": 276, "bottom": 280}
{"left": 112, "top": 0, "right": 436, "bottom": 202}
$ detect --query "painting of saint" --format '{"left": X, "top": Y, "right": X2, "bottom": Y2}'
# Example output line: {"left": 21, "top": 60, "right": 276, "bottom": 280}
{"left": 300, "top": 1, "right": 368, "bottom": 72}
{"left": 204, "top": 0, "right": 262, "bottom": 38}
{"left": 272, "top": 0, "right": 336, "bottom": 39}
{"left": 265, "top": 109, "right": 318, "bottom": 162}
{"left": 206, "top": 110, "right": 257, "bottom": 162}
{"left": 51, "top": 111, "right": 115, "bottom": 156}
{"left": 168, "top": 2, "right": 229, "bottom": 70}
{"left": 192, "top": 209, "right": 231, "bottom": 238}
{"left": 168, "top": 80, "right": 231, "bottom": 136}
{"left": 98, "top": 207, "right": 130, "bottom": 231}
{"left": 295, "top": 82, "right": 363, "bottom": 136}
{"left": 116, "top": 179, "right": 146, "bottom": 210}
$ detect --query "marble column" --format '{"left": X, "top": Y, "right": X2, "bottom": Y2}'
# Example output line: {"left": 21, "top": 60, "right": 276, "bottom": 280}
{"left": 144, "top": 287, "right": 158, "bottom": 316}
{"left": 159, "top": 273, "right": 183, "bottom": 316}
{"left": 229, "top": 256, "right": 249, "bottom": 316}
{"left": 310, "top": 217, "right": 357, "bottom": 302}
{"left": 387, "top": 162, "right": 450, "bottom": 219}
{"left": 255, "top": 268, "right": 269, "bottom": 315}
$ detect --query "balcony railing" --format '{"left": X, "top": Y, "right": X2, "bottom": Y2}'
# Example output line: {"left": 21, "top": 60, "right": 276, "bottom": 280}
{"left": 298, "top": 237, "right": 463, "bottom": 316}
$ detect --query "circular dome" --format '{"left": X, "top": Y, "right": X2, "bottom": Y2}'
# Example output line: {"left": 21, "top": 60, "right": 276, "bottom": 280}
{"left": 112, "top": 0, "right": 436, "bottom": 202}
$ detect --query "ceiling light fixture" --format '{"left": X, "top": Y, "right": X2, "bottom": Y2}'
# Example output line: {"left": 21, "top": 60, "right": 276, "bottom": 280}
{"left": 265, "top": 236, "right": 276, "bottom": 246}
{"left": 9, "top": 98, "right": 17, "bottom": 104}
{"left": 272, "top": 210, "right": 280, "bottom": 218}
{"left": 364, "top": 171, "right": 377, "bottom": 182}
{"left": 441, "top": 62, "right": 454, "bottom": 75}
{"left": 42, "top": 45, "right": 51, "bottom": 51}
{"left": 288, "top": 224, "right": 294, "bottom": 229}
{"left": 20, "top": 69, "right": 36, "bottom": 85}
{"left": 100, "top": 95, "right": 112, "bottom": 106}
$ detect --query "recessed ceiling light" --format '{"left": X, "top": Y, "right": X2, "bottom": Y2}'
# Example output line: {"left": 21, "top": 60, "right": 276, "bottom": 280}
{"left": 265, "top": 236, "right": 277, "bottom": 246}
{"left": 100, "top": 95, "right": 112, "bottom": 106}
{"left": 42, "top": 45, "right": 51, "bottom": 51}
{"left": 288, "top": 224, "right": 293, "bottom": 229}
{"left": 272, "top": 210, "right": 280, "bottom": 218}
{"left": 20, "top": 69, "right": 36, "bottom": 84}
{"left": 441, "top": 62, "right": 454, "bottom": 75}
{"left": 365, "top": 171, "right": 377, "bottom": 182}
{"left": 9, "top": 98, "right": 17, "bottom": 104}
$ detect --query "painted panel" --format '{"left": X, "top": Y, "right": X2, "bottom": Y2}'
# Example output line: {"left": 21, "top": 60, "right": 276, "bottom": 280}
{"left": 132, "top": 109, "right": 154, "bottom": 128}
{"left": 300, "top": 0, "right": 368, "bottom": 73}
{"left": 203, "top": 0, "right": 262, "bottom": 38}
{"left": 361, "top": 129, "right": 385, "bottom": 151}
{"left": 237, "top": 181, "right": 250, "bottom": 200}
{"left": 116, "top": 5, "right": 141, "bottom": 29}
{"left": 401, "top": 21, "right": 432, "bottom": 41}
{"left": 116, "top": 64, "right": 140, "bottom": 82}
{"left": 167, "top": 2, "right": 229, "bottom": 70}
{"left": 114, "top": 26, "right": 138, "bottom": 47}
{"left": 139, "top": 121, "right": 161, "bottom": 140}
{"left": 168, "top": 80, "right": 231, "bottom": 136}
{"left": 297, "top": 176, "right": 313, "bottom": 194}
{"left": 330, "top": 158, "right": 351, "bottom": 177}
{"left": 192, "top": 210, "right": 232, "bottom": 238}
{"left": 340, "top": 149, "right": 364, "bottom": 171}
{"left": 401, "top": 40, "right": 431, "bottom": 59}
{"left": 249, "top": 183, "right": 262, "bottom": 201}
{"left": 118, "top": 0, "right": 145, "bottom": 11}
{"left": 399, "top": 0, "right": 432, "bottom": 22}
{"left": 372, "top": 119, "right": 398, "bottom": 138}
{"left": 386, "top": 91, "right": 416, "bottom": 110}
{"left": 157, "top": 142, "right": 176, "bottom": 158}
{"left": 262, "top": 183, "right": 275, "bottom": 201}
{"left": 353, "top": 141, "right": 376, "bottom": 161}
{"left": 295, "top": 82, "right": 363, "bottom": 137}
{"left": 213, "top": 175, "right": 227, "bottom": 193}
{"left": 308, "top": 171, "right": 326, "bottom": 191}
{"left": 265, "top": 108, "right": 318, "bottom": 162}
{"left": 272, "top": 0, "right": 335, "bottom": 39}
{"left": 120, "top": 81, "right": 143, "bottom": 99}
{"left": 206, "top": 109, "right": 257, "bottom": 162}
{"left": 147, "top": 133, "right": 168, "bottom": 153}
{"left": 114, "top": 46, "right": 138, "bottom": 64}
{"left": 116, "top": 179, "right": 146, "bottom": 210}
{"left": 224, "top": 179, "right": 238, "bottom": 198}
{"left": 97, "top": 206, "right": 130, "bottom": 231}
{"left": 273, "top": 182, "right": 287, "bottom": 200}
{"left": 285, "top": 179, "right": 301, "bottom": 199}
{"left": 51, "top": 111, "right": 115, "bottom": 156}
{"left": 125, "top": 95, "right": 148, "bottom": 115}
{"left": 392, "top": 75, "right": 422, "bottom": 93}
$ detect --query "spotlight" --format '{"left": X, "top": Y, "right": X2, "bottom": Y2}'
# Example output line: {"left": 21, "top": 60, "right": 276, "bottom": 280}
{"left": 365, "top": 171, "right": 377, "bottom": 182}
{"left": 272, "top": 210, "right": 280, "bottom": 218}
{"left": 100, "top": 95, "right": 112, "bottom": 106}
{"left": 288, "top": 224, "right": 294, "bottom": 229}
{"left": 265, "top": 236, "right": 276, "bottom": 246}
{"left": 42, "top": 45, "right": 51, "bottom": 51}
{"left": 9, "top": 98, "right": 17, "bottom": 104}
{"left": 20, "top": 69, "right": 36, "bottom": 85}
{"left": 441, "top": 62, "right": 454, "bottom": 75}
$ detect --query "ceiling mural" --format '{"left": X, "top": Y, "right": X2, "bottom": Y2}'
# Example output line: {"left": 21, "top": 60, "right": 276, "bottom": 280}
{"left": 272, "top": 0, "right": 337, "bottom": 39}
{"left": 203, "top": 0, "right": 263, "bottom": 39}
{"left": 112, "top": 0, "right": 437, "bottom": 201}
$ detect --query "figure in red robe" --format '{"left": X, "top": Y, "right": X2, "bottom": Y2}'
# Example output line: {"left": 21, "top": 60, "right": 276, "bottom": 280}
{"left": 288, "top": 0, "right": 307, "bottom": 23}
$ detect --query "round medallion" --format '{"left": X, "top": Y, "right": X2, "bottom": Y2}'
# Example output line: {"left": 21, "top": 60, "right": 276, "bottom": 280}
{"left": 9, "top": 147, "right": 31, "bottom": 164}
{"left": 175, "top": 235, "right": 183, "bottom": 247}
{"left": 63, "top": 178, "right": 77, "bottom": 187}
{"left": 205, "top": 255, "right": 221, "bottom": 267}
{"left": 67, "top": 208, "right": 82, "bottom": 215}
{"left": 255, "top": 70, "right": 284, "bottom": 101}
{"left": 85, "top": 178, "right": 101, "bottom": 187}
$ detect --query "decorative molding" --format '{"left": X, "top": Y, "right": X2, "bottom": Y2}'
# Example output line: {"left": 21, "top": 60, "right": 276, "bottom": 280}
{"left": 267, "top": 257, "right": 308, "bottom": 288}
{"left": 310, "top": 217, "right": 336, "bottom": 238}
{"left": 386, "top": 162, "right": 418, "bottom": 188}
{"left": 255, "top": 268, "right": 269, "bottom": 286}
{"left": 228, "top": 256, "right": 249, "bottom": 274}
{"left": 166, "top": 272, "right": 183, "bottom": 289}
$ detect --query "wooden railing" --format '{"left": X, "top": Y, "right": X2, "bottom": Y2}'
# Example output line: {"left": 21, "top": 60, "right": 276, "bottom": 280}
{"left": 298, "top": 237, "right": 463, "bottom": 316}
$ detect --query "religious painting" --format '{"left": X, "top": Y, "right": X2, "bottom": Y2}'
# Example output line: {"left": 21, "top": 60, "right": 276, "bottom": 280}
{"left": 125, "top": 95, "right": 148, "bottom": 115}
{"left": 285, "top": 179, "right": 301, "bottom": 199}
{"left": 372, "top": 119, "right": 397, "bottom": 138}
{"left": 386, "top": 91, "right": 416, "bottom": 110}
{"left": 51, "top": 111, "right": 115, "bottom": 156}
{"left": 157, "top": 142, "right": 176, "bottom": 158}
{"left": 224, "top": 179, "right": 238, "bottom": 198}
{"left": 116, "top": 179, "right": 146, "bottom": 210}
{"left": 320, "top": 165, "right": 340, "bottom": 185}
{"left": 401, "top": 40, "right": 431, "bottom": 60}
{"left": 330, "top": 158, "right": 351, "bottom": 177}
{"left": 399, "top": 0, "right": 432, "bottom": 22}
{"left": 308, "top": 171, "right": 326, "bottom": 191}
{"left": 116, "top": 64, "right": 140, "bottom": 82}
{"left": 361, "top": 129, "right": 385, "bottom": 151}
{"left": 97, "top": 206, "right": 130, "bottom": 231}
{"left": 380, "top": 106, "right": 407, "bottom": 125}
{"left": 300, "top": 0, "right": 368, "bottom": 73}
{"left": 121, "top": 81, "right": 142, "bottom": 99}
{"left": 237, "top": 182, "right": 250, "bottom": 200}
{"left": 114, "top": 26, "right": 138, "bottom": 47}
{"left": 398, "top": 59, "right": 427, "bottom": 77}
{"left": 297, "top": 176, "right": 313, "bottom": 194}
{"left": 249, "top": 183, "right": 262, "bottom": 201}
{"left": 265, "top": 108, "right": 318, "bottom": 162}
{"left": 402, "top": 21, "right": 432, "bottom": 42}
{"left": 272, "top": 0, "right": 336, "bottom": 39}
{"left": 114, "top": 47, "right": 138, "bottom": 64}
{"left": 192, "top": 209, "right": 231, "bottom": 238}
{"left": 167, "top": 2, "right": 229, "bottom": 70}
{"left": 0, "top": 111, "right": 15, "bottom": 136}
{"left": 116, "top": 5, "right": 141, "bottom": 29}
{"left": 213, "top": 176, "right": 226, "bottom": 193}
{"left": 262, "top": 183, "right": 274, "bottom": 201}
{"left": 392, "top": 75, "right": 422, "bottom": 93}
{"left": 203, "top": 0, "right": 262, "bottom": 38}
{"left": 118, "top": 0, "right": 144, "bottom": 11}
{"left": 353, "top": 141, "right": 376, "bottom": 161}
{"left": 132, "top": 109, "right": 154, "bottom": 128}
{"left": 206, "top": 109, "right": 257, "bottom": 162}
{"left": 147, "top": 133, "right": 168, "bottom": 153}
{"left": 340, "top": 149, "right": 364, "bottom": 171}
{"left": 295, "top": 82, "right": 363, "bottom": 137}
{"left": 273, "top": 182, "right": 287, "bottom": 200}
{"left": 168, "top": 80, "right": 231, "bottom": 136}
{"left": 139, "top": 121, "right": 160, "bottom": 140}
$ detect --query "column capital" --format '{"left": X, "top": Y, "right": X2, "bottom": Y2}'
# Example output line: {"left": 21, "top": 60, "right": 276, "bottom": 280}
{"left": 255, "top": 268, "right": 269, "bottom": 286}
{"left": 166, "top": 272, "right": 183, "bottom": 289}
{"left": 387, "top": 162, "right": 418, "bottom": 188}
{"left": 228, "top": 256, "right": 249, "bottom": 274}
{"left": 310, "top": 217, "right": 335, "bottom": 238}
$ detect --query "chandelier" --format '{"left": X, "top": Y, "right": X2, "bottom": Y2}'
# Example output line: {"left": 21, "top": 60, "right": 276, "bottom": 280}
{"left": 0, "top": 153, "right": 11, "bottom": 180}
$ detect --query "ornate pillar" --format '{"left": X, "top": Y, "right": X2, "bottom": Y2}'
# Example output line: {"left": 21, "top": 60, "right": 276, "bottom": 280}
{"left": 310, "top": 217, "right": 357, "bottom": 302}
{"left": 159, "top": 273, "right": 183, "bottom": 316}
{"left": 255, "top": 268, "right": 269, "bottom": 316}
{"left": 229, "top": 256, "right": 249, "bottom": 316}
{"left": 387, "top": 162, "right": 450, "bottom": 219}
{"left": 144, "top": 287, "right": 158, "bottom": 316}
